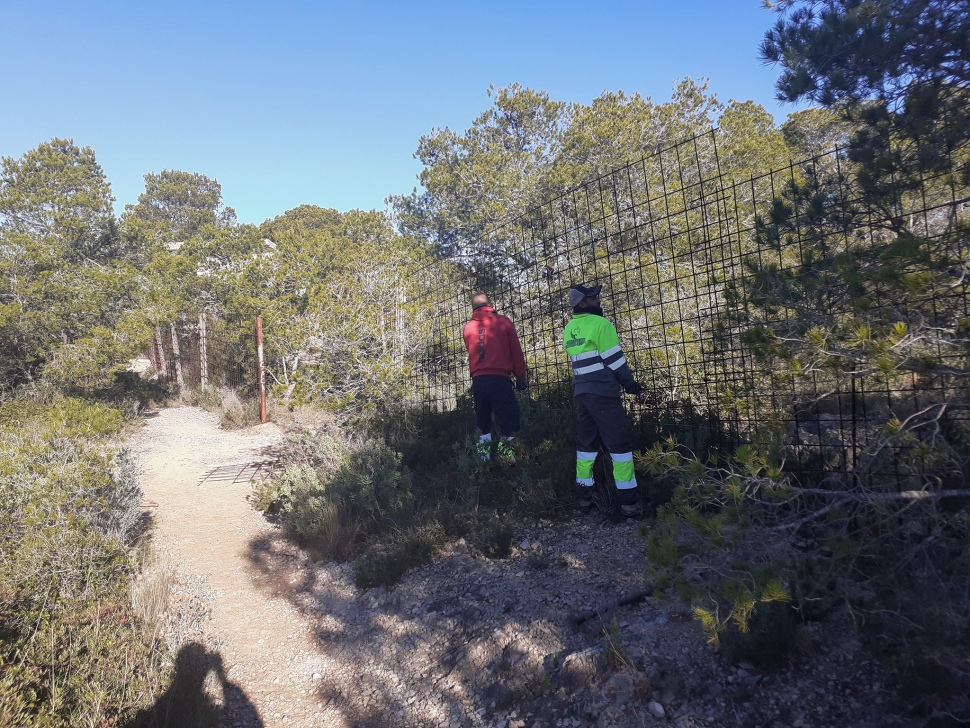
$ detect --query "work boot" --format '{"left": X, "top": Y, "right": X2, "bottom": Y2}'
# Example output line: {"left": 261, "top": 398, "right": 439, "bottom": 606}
{"left": 620, "top": 502, "right": 643, "bottom": 519}
{"left": 576, "top": 485, "right": 594, "bottom": 513}
{"left": 618, "top": 487, "right": 642, "bottom": 519}
{"left": 475, "top": 436, "right": 491, "bottom": 461}
{"left": 496, "top": 436, "right": 516, "bottom": 465}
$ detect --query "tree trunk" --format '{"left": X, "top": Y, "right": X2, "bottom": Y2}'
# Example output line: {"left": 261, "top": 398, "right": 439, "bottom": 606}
{"left": 170, "top": 323, "right": 185, "bottom": 389}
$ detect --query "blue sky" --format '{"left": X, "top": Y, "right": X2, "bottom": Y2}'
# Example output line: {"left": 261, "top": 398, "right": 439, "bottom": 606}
{"left": 1, "top": 1, "right": 801, "bottom": 226}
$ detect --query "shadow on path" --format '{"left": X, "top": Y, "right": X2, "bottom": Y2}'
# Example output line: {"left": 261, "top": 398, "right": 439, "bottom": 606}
{"left": 129, "top": 642, "right": 262, "bottom": 728}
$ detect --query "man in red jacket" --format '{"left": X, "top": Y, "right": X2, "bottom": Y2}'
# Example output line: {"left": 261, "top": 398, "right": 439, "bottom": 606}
{"left": 462, "top": 293, "right": 528, "bottom": 463}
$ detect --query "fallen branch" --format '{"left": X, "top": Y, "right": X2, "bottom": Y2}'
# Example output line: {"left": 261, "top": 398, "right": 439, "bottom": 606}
{"left": 790, "top": 487, "right": 970, "bottom": 501}
{"left": 569, "top": 588, "right": 653, "bottom": 628}
{"left": 772, "top": 498, "right": 851, "bottom": 531}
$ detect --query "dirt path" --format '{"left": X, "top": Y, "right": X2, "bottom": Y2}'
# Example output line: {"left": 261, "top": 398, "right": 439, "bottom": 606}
{"left": 130, "top": 406, "right": 901, "bottom": 728}
{"left": 131, "top": 406, "right": 351, "bottom": 727}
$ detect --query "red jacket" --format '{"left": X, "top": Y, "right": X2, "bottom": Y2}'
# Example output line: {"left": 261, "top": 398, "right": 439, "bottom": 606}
{"left": 462, "top": 306, "right": 527, "bottom": 381}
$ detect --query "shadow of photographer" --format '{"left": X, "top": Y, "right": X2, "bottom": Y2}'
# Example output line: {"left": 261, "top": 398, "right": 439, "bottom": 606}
{"left": 131, "top": 641, "right": 262, "bottom": 728}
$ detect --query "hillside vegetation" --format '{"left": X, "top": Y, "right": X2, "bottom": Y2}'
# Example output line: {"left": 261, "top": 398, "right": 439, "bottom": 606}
{"left": 1, "top": 1, "right": 968, "bottom": 724}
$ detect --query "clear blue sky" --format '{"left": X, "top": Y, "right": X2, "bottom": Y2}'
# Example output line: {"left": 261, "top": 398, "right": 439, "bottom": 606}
{"left": 0, "top": 1, "right": 800, "bottom": 226}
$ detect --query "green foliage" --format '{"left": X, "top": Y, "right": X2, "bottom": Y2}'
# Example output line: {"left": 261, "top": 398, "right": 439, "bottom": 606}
{"left": 0, "top": 140, "right": 149, "bottom": 391}
{"left": 122, "top": 169, "right": 234, "bottom": 245}
{"left": 289, "top": 487, "right": 358, "bottom": 561}
{"left": 392, "top": 84, "right": 568, "bottom": 258}
{"left": 0, "top": 138, "right": 116, "bottom": 256}
{"left": 392, "top": 78, "right": 791, "bottom": 274}
{"left": 640, "top": 438, "right": 798, "bottom": 663}
{"left": 0, "top": 397, "right": 165, "bottom": 726}
{"left": 761, "top": 0, "right": 968, "bottom": 113}
{"left": 179, "top": 205, "right": 437, "bottom": 416}
{"left": 251, "top": 463, "right": 318, "bottom": 514}
{"left": 325, "top": 440, "right": 414, "bottom": 525}
{"left": 353, "top": 524, "right": 444, "bottom": 589}
{"left": 270, "top": 433, "right": 415, "bottom": 562}
{"left": 473, "top": 514, "right": 515, "bottom": 559}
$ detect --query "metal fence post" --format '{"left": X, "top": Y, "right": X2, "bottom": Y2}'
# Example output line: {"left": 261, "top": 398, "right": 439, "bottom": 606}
{"left": 256, "top": 316, "right": 267, "bottom": 424}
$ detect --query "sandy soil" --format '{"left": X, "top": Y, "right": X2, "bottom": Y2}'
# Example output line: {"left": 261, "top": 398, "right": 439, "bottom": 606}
{"left": 131, "top": 406, "right": 354, "bottom": 727}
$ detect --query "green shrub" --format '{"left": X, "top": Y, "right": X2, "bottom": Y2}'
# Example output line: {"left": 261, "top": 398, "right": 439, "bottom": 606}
{"left": 0, "top": 396, "right": 167, "bottom": 726}
{"left": 354, "top": 524, "right": 444, "bottom": 589}
{"left": 289, "top": 489, "right": 360, "bottom": 560}
{"left": 182, "top": 386, "right": 269, "bottom": 429}
{"left": 324, "top": 439, "right": 414, "bottom": 527}
{"left": 251, "top": 463, "right": 319, "bottom": 514}
{"left": 283, "top": 439, "right": 414, "bottom": 561}
{"left": 639, "top": 438, "right": 797, "bottom": 663}
{"left": 473, "top": 515, "right": 515, "bottom": 559}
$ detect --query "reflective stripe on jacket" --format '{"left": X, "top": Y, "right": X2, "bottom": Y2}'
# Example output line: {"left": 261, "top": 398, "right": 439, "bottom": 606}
{"left": 563, "top": 313, "right": 635, "bottom": 397}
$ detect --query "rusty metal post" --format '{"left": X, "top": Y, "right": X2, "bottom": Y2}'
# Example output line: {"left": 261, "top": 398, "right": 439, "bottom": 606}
{"left": 256, "top": 316, "right": 267, "bottom": 424}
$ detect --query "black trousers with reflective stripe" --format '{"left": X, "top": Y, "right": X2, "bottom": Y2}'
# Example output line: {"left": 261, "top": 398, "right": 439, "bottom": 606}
{"left": 471, "top": 375, "right": 520, "bottom": 436}
{"left": 575, "top": 394, "right": 632, "bottom": 455}
{"left": 575, "top": 394, "right": 638, "bottom": 506}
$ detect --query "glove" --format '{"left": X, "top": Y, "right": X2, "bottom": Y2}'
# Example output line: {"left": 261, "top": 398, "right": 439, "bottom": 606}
{"left": 516, "top": 379, "right": 528, "bottom": 391}
{"left": 624, "top": 381, "right": 643, "bottom": 395}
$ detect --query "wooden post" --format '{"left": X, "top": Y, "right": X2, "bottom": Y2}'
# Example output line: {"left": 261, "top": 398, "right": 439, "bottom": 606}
{"left": 170, "top": 323, "right": 185, "bottom": 389}
{"left": 155, "top": 326, "right": 168, "bottom": 379}
{"left": 256, "top": 316, "right": 267, "bottom": 424}
{"left": 199, "top": 312, "right": 208, "bottom": 391}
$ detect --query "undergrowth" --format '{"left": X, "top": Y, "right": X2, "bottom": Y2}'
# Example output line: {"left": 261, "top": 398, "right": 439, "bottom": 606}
{"left": 182, "top": 386, "right": 275, "bottom": 429}
{"left": 638, "top": 432, "right": 970, "bottom": 712}
{"left": 251, "top": 400, "right": 577, "bottom": 588}
{"left": 0, "top": 395, "right": 171, "bottom": 727}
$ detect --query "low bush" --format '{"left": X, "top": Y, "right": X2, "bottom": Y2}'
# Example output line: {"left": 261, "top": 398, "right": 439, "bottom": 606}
{"left": 255, "top": 425, "right": 417, "bottom": 562}
{"left": 639, "top": 434, "right": 970, "bottom": 690}
{"left": 182, "top": 386, "right": 272, "bottom": 430}
{"left": 353, "top": 524, "right": 444, "bottom": 589}
{"left": 259, "top": 402, "right": 581, "bottom": 581}
{"left": 251, "top": 463, "right": 319, "bottom": 514}
{"left": 0, "top": 396, "right": 168, "bottom": 726}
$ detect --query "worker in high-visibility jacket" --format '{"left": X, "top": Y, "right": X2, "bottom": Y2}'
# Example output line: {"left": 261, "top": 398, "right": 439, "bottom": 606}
{"left": 563, "top": 283, "right": 643, "bottom": 517}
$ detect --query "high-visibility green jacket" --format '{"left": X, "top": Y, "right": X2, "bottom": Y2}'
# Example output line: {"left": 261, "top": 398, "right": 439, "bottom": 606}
{"left": 563, "top": 313, "right": 636, "bottom": 397}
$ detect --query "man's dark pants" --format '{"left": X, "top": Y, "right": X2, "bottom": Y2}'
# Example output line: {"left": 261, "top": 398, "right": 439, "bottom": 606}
{"left": 575, "top": 393, "right": 637, "bottom": 506}
{"left": 471, "top": 374, "right": 520, "bottom": 436}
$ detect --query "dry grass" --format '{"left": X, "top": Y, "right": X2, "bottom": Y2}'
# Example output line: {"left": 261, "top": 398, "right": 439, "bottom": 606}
{"left": 131, "top": 553, "right": 178, "bottom": 627}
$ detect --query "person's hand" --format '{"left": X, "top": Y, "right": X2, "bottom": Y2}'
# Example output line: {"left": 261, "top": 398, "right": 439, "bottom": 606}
{"left": 516, "top": 379, "right": 528, "bottom": 391}
{"left": 625, "top": 381, "right": 643, "bottom": 395}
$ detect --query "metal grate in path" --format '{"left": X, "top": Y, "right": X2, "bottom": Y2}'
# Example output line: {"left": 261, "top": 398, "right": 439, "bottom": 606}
{"left": 198, "top": 459, "right": 278, "bottom": 486}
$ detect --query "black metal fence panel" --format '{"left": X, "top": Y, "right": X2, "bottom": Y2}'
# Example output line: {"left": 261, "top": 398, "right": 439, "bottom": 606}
{"left": 150, "top": 312, "right": 259, "bottom": 395}
{"left": 411, "top": 123, "right": 970, "bottom": 490}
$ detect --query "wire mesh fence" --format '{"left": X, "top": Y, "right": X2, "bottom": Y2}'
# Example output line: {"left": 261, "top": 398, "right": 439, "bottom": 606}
{"left": 411, "top": 122, "right": 970, "bottom": 490}
{"left": 148, "top": 312, "right": 262, "bottom": 395}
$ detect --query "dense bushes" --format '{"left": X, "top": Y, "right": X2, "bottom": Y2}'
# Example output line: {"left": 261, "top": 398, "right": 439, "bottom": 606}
{"left": 251, "top": 405, "right": 577, "bottom": 587}
{"left": 253, "top": 422, "right": 415, "bottom": 560}
{"left": 638, "top": 435, "right": 969, "bottom": 688}
{"left": 0, "top": 397, "right": 166, "bottom": 727}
